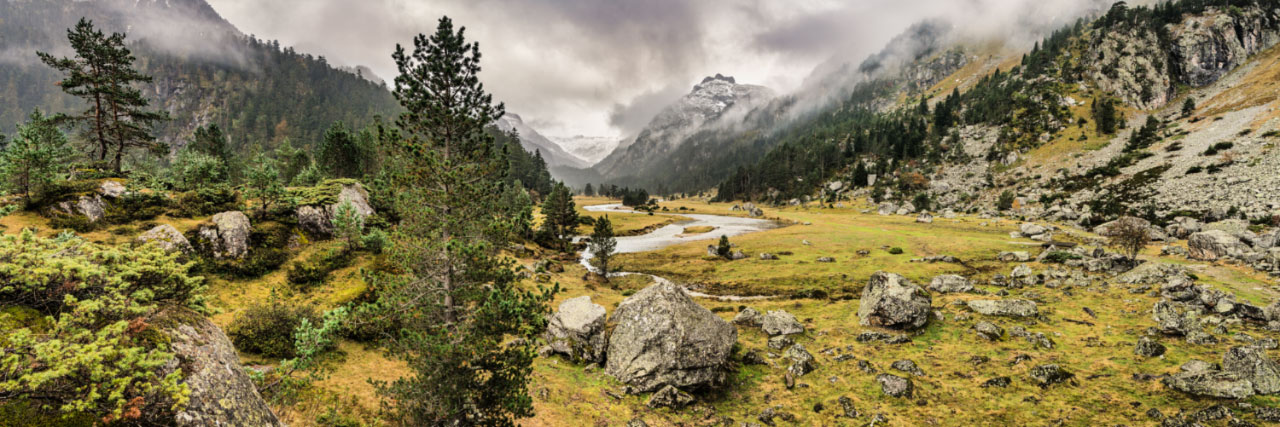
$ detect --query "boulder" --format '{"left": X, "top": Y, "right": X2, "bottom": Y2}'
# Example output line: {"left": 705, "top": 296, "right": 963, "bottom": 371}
{"left": 1164, "top": 370, "right": 1256, "bottom": 399}
{"left": 196, "top": 211, "right": 251, "bottom": 260}
{"left": 296, "top": 182, "right": 376, "bottom": 236}
{"left": 998, "top": 251, "right": 1031, "bottom": 262}
{"left": 1222, "top": 346, "right": 1280, "bottom": 395}
{"left": 742, "top": 203, "right": 764, "bottom": 218}
{"left": 57, "top": 195, "right": 106, "bottom": 223}
{"left": 858, "top": 272, "right": 931, "bottom": 330}
{"left": 762, "top": 310, "right": 804, "bottom": 336}
{"left": 967, "top": 299, "right": 1038, "bottom": 317}
{"left": 730, "top": 250, "right": 748, "bottom": 260}
{"left": 816, "top": 256, "right": 835, "bottom": 263}
{"left": 544, "top": 296, "right": 608, "bottom": 363}
{"left": 974, "top": 321, "right": 1004, "bottom": 341}
{"left": 890, "top": 360, "right": 926, "bottom": 377}
{"left": 915, "top": 212, "right": 934, "bottom": 224}
{"left": 1153, "top": 300, "right": 1197, "bottom": 336}
{"left": 153, "top": 307, "right": 284, "bottom": 426}
{"left": 1135, "top": 336, "right": 1167, "bottom": 357}
{"left": 605, "top": 282, "right": 737, "bottom": 392}
{"left": 1020, "top": 223, "right": 1048, "bottom": 237}
{"left": 877, "top": 202, "right": 898, "bottom": 216}
{"left": 98, "top": 180, "right": 127, "bottom": 198}
{"left": 785, "top": 344, "right": 816, "bottom": 378}
{"left": 1203, "top": 219, "right": 1251, "bottom": 235}
{"left": 1028, "top": 364, "right": 1074, "bottom": 388}
{"left": 732, "top": 307, "right": 764, "bottom": 327}
{"left": 1166, "top": 217, "right": 1202, "bottom": 239}
{"left": 1188, "top": 230, "right": 1250, "bottom": 261}
{"left": 646, "top": 385, "right": 694, "bottom": 409}
{"left": 927, "top": 274, "right": 972, "bottom": 293}
{"left": 137, "top": 224, "right": 193, "bottom": 254}
{"left": 876, "top": 374, "right": 913, "bottom": 398}
{"left": 759, "top": 253, "right": 779, "bottom": 260}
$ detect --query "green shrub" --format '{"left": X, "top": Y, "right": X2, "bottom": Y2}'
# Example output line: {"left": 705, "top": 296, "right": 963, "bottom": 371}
{"left": 997, "top": 191, "right": 1016, "bottom": 211}
{"left": 288, "top": 249, "right": 352, "bottom": 289}
{"left": 0, "top": 230, "right": 205, "bottom": 421}
{"left": 1042, "top": 251, "right": 1083, "bottom": 263}
{"left": 47, "top": 212, "right": 96, "bottom": 232}
{"left": 361, "top": 228, "right": 389, "bottom": 254}
{"left": 228, "top": 302, "right": 319, "bottom": 358}
{"left": 105, "top": 191, "right": 169, "bottom": 224}
{"left": 173, "top": 186, "right": 238, "bottom": 217}
{"left": 888, "top": 247, "right": 904, "bottom": 255}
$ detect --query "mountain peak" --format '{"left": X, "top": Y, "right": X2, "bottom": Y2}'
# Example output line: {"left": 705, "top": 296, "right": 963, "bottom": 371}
{"left": 699, "top": 73, "right": 737, "bottom": 85}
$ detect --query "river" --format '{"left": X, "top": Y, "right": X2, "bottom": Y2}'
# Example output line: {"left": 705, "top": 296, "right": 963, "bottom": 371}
{"left": 576, "top": 203, "right": 779, "bottom": 301}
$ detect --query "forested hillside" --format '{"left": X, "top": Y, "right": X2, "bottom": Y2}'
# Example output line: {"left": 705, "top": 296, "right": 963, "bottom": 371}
{"left": 0, "top": 0, "right": 400, "bottom": 154}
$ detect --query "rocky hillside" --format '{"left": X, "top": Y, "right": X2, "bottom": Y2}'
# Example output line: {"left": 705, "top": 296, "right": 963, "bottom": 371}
{"left": 587, "top": 74, "right": 775, "bottom": 188}
{"left": 0, "top": 0, "right": 400, "bottom": 153}
{"left": 496, "top": 113, "right": 593, "bottom": 169}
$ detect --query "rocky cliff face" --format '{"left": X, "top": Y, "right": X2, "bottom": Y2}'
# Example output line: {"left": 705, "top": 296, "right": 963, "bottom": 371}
{"left": 1170, "top": 6, "right": 1280, "bottom": 87}
{"left": 594, "top": 74, "right": 774, "bottom": 180}
{"left": 1089, "top": 26, "right": 1175, "bottom": 110}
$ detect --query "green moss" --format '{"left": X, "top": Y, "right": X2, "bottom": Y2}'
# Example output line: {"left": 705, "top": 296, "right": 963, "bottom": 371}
{"left": 290, "top": 179, "right": 360, "bottom": 207}
{"left": 0, "top": 401, "right": 95, "bottom": 427}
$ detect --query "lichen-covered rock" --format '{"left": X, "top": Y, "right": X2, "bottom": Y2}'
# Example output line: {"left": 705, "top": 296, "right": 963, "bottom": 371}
{"left": 876, "top": 373, "right": 913, "bottom": 398}
{"left": 1188, "top": 230, "right": 1250, "bottom": 261}
{"left": 646, "top": 385, "right": 694, "bottom": 409}
{"left": 877, "top": 202, "right": 898, "bottom": 216}
{"left": 1028, "top": 364, "right": 1074, "bottom": 388}
{"left": 137, "top": 224, "right": 193, "bottom": 254}
{"left": 761, "top": 310, "right": 804, "bottom": 336}
{"left": 858, "top": 272, "right": 931, "bottom": 330}
{"left": 544, "top": 296, "right": 608, "bottom": 363}
{"left": 1153, "top": 299, "right": 1197, "bottom": 336}
{"left": 1135, "top": 336, "right": 1167, "bottom": 358}
{"left": 928, "top": 274, "right": 972, "bottom": 293}
{"left": 296, "top": 182, "right": 376, "bottom": 237}
{"left": 784, "top": 344, "right": 816, "bottom": 378}
{"left": 196, "top": 211, "right": 251, "bottom": 260}
{"left": 967, "top": 299, "right": 1038, "bottom": 318}
{"left": 57, "top": 195, "right": 106, "bottom": 223}
{"left": 605, "top": 282, "right": 737, "bottom": 393}
{"left": 152, "top": 307, "right": 283, "bottom": 426}
{"left": 1166, "top": 216, "right": 1202, "bottom": 239}
{"left": 1222, "top": 346, "right": 1280, "bottom": 395}
{"left": 1163, "top": 370, "right": 1255, "bottom": 399}
{"left": 98, "top": 179, "right": 127, "bottom": 198}
{"left": 974, "top": 321, "right": 1004, "bottom": 341}
{"left": 733, "top": 307, "right": 764, "bottom": 326}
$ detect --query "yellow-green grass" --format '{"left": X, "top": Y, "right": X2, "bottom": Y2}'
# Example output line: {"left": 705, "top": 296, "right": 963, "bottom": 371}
{"left": 571, "top": 196, "right": 684, "bottom": 236}
{"left": 615, "top": 205, "right": 1032, "bottom": 296}
{"left": 520, "top": 208, "right": 1280, "bottom": 425}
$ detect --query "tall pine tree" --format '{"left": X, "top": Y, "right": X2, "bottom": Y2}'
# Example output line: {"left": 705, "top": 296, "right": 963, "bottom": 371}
{"left": 38, "top": 18, "right": 168, "bottom": 173}
{"left": 371, "top": 16, "right": 552, "bottom": 425}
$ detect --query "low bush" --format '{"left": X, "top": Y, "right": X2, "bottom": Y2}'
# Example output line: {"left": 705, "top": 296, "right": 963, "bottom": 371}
{"left": 288, "top": 248, "right": 352, "bottom": 289}
{"left": 228, "top": 302, "right": 320, "bottom": 358}
{"left": 361, "top": 229, "right": 389, "bottom": 254}
{"left": 104, "top": 192, "right": 169, "bottom": 224}
{"left": 1042, "top": 251, "right": 1083, "bottom": 263}
{"left": 172, "top": 186, "right": 238, "bottom": 217}
{"left": 888, "top": 247, "right": 904, "bottom": 255}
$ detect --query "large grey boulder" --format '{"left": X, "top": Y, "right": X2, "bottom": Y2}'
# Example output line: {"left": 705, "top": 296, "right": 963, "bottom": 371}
{"left": 137, "top": 224, "right": 193, "bottom": 254}
{"left": 967, "top": 299, "right": 1038, "bottom": 317}
{"left": 858, "top": 272, "right": 931, "bottom": 330}
{"left": 761, "top": 310, "right": 804, "bottom": 336}
{"left": 1166, "top": 216, "right": 1202, "bottom": 239}
{"left": 544, "top": 296, "right": 608, "bottom": 363}
{"left": 153, "top": 307, "right": 284, "bottom": 426}
{"left": 877, "top": 202, "right": 898, "bottom": 216}
{"left": 1189, "top": 230, "right": 1250, "bottom": 261}
{"left": 927, "top": 274, "right": 972, "bottom": 293}
{"left": 297, "top": 182, "right": 376, "bottom": 237}
{"left": 1020, "top": 223, "right": 1048, "bottom": 237}
{"left": 732, "top": 307, "right": 764, "bottom": 327}
{"left": 57, "top": 195, "right": 106, "bottom": 223}
{"left": 605, "top": 282, "right": 737, "bottom": 393}
{"left": 1223, "top": 346, "right": 1280, "bottom": 395}
{"left": 1164, "top": 370, "right": 1256, "bottom": 399}
{"left": 196, "top": 211, "right": 251, "bottom": 260}
{"left": 1153, "top": 299, "right": 1197, "bottom": 336}
{"left": 876, "top": 373, "right": 913, "bottom": 398}
{"left": 98, "top": 180, "right": 127, "bottom": 198}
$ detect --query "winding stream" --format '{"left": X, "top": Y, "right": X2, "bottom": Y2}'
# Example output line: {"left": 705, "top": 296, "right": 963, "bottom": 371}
{"left": 577, "top": 203, "right": 780, "bottom": 301}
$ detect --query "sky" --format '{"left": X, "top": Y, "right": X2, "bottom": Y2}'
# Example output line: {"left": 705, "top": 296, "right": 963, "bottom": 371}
{"left": 203, "top": 0, "right": 1115, "bottom": 143}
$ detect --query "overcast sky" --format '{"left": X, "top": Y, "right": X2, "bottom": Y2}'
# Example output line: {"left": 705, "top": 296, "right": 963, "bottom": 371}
{"left": 204, "top": 0, "right": 1113, "bottom": 142}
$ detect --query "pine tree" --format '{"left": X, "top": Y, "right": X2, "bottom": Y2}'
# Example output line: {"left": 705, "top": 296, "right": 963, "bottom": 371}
{"left": 190, "top": 124, "right": 231, "bottom": 164}
{"left": 318, "top": 121, "right": 367, "bottom": 179}
{"left": 717, "top": 235, "right": 732, "bottom": 259}
{"left": 583, "top": 183, "right": 595, "bottom": 197}
{"left": 370, "top": 17, "right": 552, "bottom": 425}
{"left": 1182, "top": 97, "right": 1196, "bottom": 117}
{"left": 244, "top": 153, "right": 288, "bottom": 219}
{"left": 588, "top": 215, "right": 617, "bottom": 278}
{"left": 0, "top": 111, "right": 72, "bottom": 202}
{"left": 38, "top": 18, "right": 169, "bottom": 173}
{"left": 540, "top": 182, "right": 579, "bottom": 251}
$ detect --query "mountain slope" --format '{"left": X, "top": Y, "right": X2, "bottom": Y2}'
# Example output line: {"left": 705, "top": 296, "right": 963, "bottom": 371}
{"left": 0, "top": 0, "right": 400, "bottom": 154}
{"left": 496, "top": 113, "right": 592, "bottom": 169}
